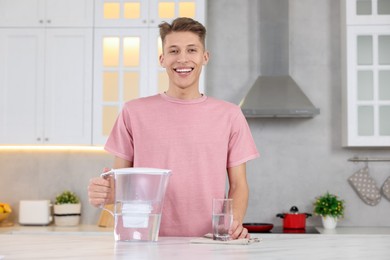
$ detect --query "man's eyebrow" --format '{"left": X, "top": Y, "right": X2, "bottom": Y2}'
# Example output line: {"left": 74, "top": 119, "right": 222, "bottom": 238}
{"left": 167, "top": 44, "right": 199, "bottom": 48}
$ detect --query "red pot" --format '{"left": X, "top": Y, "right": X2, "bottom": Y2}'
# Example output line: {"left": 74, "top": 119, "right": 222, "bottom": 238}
{"left": 276, "top": 206, "right": 312, "bottom": 229}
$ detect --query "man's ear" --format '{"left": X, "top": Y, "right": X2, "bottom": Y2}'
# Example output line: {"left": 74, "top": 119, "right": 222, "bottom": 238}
{"left": 159, "top": 54, "right": 165, "bottom": 67}
{"left": 203, "top": 51, "right": 210, "bottom": 65}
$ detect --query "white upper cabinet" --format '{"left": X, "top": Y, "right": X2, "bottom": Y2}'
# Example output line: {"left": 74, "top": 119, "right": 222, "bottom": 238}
{"left": 94, "top": 0, "right": 205, "bottom": 27}
{"left": 0, "top": 0, "right": 206, "bottom": 146}
{"left": 345, "top": 0, "right": 390, "bottom": 25}
{"left": 0, "top": 0, "right": 94, "bottom": 27}
{"left": 0, "top": 29, "right": 44, "bottom": 144}
{"left": 0, "top": 1, "right": 93, "bottom": 145}
{"left": 43, "top": 29, "right": 93, "bottom": 144}
{"left": 341, "top": 0, "right": 390, "bottom": 147}
{"left": 0, "top": 28, "right": 93, "bottom": 145}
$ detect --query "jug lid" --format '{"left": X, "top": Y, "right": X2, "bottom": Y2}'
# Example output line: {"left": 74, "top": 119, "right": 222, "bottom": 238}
{"left": 110, "top": 167, "right": 171, "bottom": 175}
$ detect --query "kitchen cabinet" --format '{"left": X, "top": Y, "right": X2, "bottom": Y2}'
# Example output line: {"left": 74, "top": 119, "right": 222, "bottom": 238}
{"left": 92, "top": 0, "right": 205, "bottom": 145}
{"left": 0, "top": 1, "right": 93, "bottom": 145}
{"left": 341, "top": 0, "right": 390, "bottom": 147}
{"left": 94, "top": 0, "right": 203, "bottom": 28}
{"left": 344, "top": 0, "right": 390, "bottom": 25}
{"left": 0, "top": 0, "right": 93, "bottom": 27}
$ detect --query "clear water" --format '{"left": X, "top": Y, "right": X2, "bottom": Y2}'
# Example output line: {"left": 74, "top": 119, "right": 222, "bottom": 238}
{"left": 114, "top": 213, "right": 161, "bottom": 242}
{"left": 212, "top": 213, "right": 233, "bottom": 241}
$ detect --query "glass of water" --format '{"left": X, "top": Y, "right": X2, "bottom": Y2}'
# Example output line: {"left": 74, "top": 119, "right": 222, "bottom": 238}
{"left": 212, "top": 198, "right": 233, "bottom": 241}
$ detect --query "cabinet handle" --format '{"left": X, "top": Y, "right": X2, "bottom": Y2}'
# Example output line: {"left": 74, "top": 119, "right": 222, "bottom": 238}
{"left": 44, "top": 137, "right": 49, "bottom": 142}
{"left": 143, "top": 20, "right": 147, "bottom": 24}
{"left": 46, "top": 20, "right": 51, "bottom": 24}
{"left": 150, "top": 19, "right": 155, "bottom": 24}
{"left": 37, "top": 137, "right": 41, "bottom": 141}
{"left": 39, "top": 20, "right": 44, "bottom": 24}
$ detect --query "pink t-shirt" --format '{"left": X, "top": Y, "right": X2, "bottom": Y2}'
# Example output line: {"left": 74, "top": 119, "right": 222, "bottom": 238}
{"left": 105, "top": 93, "right": 259, "bottom": 237}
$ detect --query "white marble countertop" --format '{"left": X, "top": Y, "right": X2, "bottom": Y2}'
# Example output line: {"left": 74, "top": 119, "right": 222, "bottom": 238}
{"left": 1, "top": 226, "right": 390, "bottom": 259}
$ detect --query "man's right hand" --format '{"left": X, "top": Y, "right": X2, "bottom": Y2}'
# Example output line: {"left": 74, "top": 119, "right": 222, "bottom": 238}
{"left": 87, "top": 168, "right": 114, "bottom": 207}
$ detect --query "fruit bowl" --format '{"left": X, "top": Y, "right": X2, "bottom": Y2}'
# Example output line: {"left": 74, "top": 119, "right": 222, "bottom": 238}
{"left": 0, "top": 212, "right": 10, "bottom": 222}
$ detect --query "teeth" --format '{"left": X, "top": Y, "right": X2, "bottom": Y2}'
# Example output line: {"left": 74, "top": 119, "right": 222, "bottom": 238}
{"left": 175, "top": 68, "right": 192, "bottom": 73}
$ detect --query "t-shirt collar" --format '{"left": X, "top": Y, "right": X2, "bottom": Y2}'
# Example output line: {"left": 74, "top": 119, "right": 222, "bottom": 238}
{"left": 160, "top": 92, "right": 207, "bottom": 104}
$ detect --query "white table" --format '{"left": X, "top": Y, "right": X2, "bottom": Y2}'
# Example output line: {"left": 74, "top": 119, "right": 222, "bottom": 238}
{"left": 0, "top": 229, "right": 390, "bottom": 259}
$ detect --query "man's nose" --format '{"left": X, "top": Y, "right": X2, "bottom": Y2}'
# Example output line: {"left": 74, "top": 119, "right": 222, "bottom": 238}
{"left": 177, "top": 52, "right": 188, "bottom": 63}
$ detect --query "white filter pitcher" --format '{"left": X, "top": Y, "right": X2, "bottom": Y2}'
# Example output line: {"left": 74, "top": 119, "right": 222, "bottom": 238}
{"left": 101, "top": 168, "right": 171, "bottom": 242}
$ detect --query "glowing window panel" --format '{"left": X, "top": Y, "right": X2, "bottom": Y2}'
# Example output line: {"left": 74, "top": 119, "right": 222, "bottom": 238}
{"left": 159, "top": 2, "right": 175, "bottom": 18}
{"left": 103, "top": 72, "right": 119, "bottom": 102}
{"left": 103, "top": 37, "right": 120, "bottom": 67}
{"left": 179, "top": 2, "right": 195, "bottom": 18}
{"left": 124, "top": 2, "right": 141, "bottom": 19}
{"left": 103, "top": 106, "right": 119, "bottom": 136}
{"left": 123, "top": 72, "right": 140, "bottom": 101}
{"left": 104, "top": 3, "right": 120, "bottom": 19}
{"left": 123, "top": 37, "right": 140, "bottom": 67}
{"left": 158, "top": 71, "right": 169, "bottom": 93}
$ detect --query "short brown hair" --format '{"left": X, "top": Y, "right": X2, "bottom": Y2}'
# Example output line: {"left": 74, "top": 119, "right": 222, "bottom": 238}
{"left": 159, "top": 17, "right": 206, "bottom": 48}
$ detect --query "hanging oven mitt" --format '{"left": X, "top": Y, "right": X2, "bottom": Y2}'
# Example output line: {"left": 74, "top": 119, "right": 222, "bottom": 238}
{"left": 381, "top": 176, "right": 390, "bottom": 201}
{"left": 348, "top": 167, "right": 381, "bottom": 206}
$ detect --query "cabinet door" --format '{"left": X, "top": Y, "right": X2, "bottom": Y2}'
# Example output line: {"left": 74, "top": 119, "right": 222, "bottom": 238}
{"left": 93, "top": 28, "right": 149, "bottom": 145}
{"left": 94, "top": 0, "right": 149, "bottom": 27}
{"left": 0, "top": 29, "right": 45, "bottom": 144}
{"left": 345, "top": 0, "right": 390, "bottom": 25}
{"left": 44, "top": 29, "right": 93, "bottom": 144}
{"left": 149, "top": 0, "right": 205, "bottom": 26}
{"left": 0, "top": 0, "right": 94, "bottom": 27}
{"left": 0, "top": 0, "right": 43, "bottom": 27}
{"left": 344, "top": 26, "right": 390, "bottom": 146}
{"left": 45, "top": 0, "right": 94, "bottom": 27}
{"left": 94, "top": 0, "right": 205, "bottom": 28}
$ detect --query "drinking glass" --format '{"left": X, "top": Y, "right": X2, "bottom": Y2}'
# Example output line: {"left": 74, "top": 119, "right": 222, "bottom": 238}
{"left": 212, "top": 198, "right": 233, "bottom": 241}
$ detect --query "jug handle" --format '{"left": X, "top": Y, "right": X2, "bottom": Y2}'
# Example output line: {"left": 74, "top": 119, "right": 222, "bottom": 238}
{"left": 99, "top": 169, "right": 115, "bottom": 217}
{"left": 100, "top": 169, "right": 114, "bottom": 178}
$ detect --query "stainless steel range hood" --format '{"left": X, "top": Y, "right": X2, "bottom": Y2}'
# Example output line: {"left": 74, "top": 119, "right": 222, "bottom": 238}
{"left": 239, "top": 1, "right": 320, "bottom": 118}
{"left": 240, "top": 76, "right": 320, "bottom": 118}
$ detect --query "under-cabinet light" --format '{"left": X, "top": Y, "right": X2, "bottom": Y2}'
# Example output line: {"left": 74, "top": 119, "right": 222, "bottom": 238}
{"left": 0, "top": 146, "right": 105, "bottom": 152}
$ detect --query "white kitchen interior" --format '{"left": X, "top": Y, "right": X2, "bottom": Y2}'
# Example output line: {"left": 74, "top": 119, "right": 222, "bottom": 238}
{"left": 1, "top": 0, "right": 390, "bottom": 258}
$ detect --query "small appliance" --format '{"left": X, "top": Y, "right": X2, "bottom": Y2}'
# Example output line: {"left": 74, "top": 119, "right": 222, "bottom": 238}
{"left": 19, "top": 200, "right": 52, "bottom": 225}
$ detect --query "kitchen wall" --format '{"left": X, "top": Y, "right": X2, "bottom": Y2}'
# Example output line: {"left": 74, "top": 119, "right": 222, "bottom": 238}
{"left": 1, "top": 0, "right": 389, "bottom": 227}
{"left": 207, "top": 0, "right": 390, "bottom": 227}
{"left": 0, "top": 149, "right": 112, "bottom": 224}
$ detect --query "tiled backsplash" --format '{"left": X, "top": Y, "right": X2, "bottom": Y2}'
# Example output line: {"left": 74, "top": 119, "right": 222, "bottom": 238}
{"left": 0, "top": 150, "right": 113, "bottom": 225}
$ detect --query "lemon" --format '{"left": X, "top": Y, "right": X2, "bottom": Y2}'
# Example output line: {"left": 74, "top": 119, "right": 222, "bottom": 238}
{"left": 3, "top": 203, "right": 12, "bottom": 213}
{"left": 0, "top": 207, "right": 4, "bottom": 213}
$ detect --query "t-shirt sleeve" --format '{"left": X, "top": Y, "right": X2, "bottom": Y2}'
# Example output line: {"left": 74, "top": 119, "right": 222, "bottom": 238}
{"left": 104, "top": 107, "right": 134, "bottom": 162}
{"left": 227, "top": 109, "right": 259, "bottom": 168}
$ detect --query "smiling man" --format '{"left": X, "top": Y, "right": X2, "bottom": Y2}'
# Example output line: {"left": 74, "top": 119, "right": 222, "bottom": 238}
{"left": 88, "top": 17, "right": 259, "bottom": 239}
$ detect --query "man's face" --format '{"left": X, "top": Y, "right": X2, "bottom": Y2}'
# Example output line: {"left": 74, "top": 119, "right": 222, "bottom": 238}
{"left": 159, "top": 31, "right": 209, "bottom": 92}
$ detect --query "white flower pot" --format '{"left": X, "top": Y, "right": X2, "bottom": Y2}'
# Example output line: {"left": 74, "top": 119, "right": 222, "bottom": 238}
{"left": 321, "top": 216, "right": 338, "bottom": 229}
{"left": 54, "top": 204, "right": 81, "bottom": 226}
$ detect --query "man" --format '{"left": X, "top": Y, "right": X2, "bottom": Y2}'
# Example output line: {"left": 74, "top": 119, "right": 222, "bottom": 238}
{"left": 88, "top": 17, "right": 259, "bottom": 239}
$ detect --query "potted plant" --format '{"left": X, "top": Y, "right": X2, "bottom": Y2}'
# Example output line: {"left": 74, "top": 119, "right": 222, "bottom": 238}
{"left": 313, "top": 192, "right": 345, "bottom": 229}
{"left": 54, "top": 190, "right": 81, "bottom": 226}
